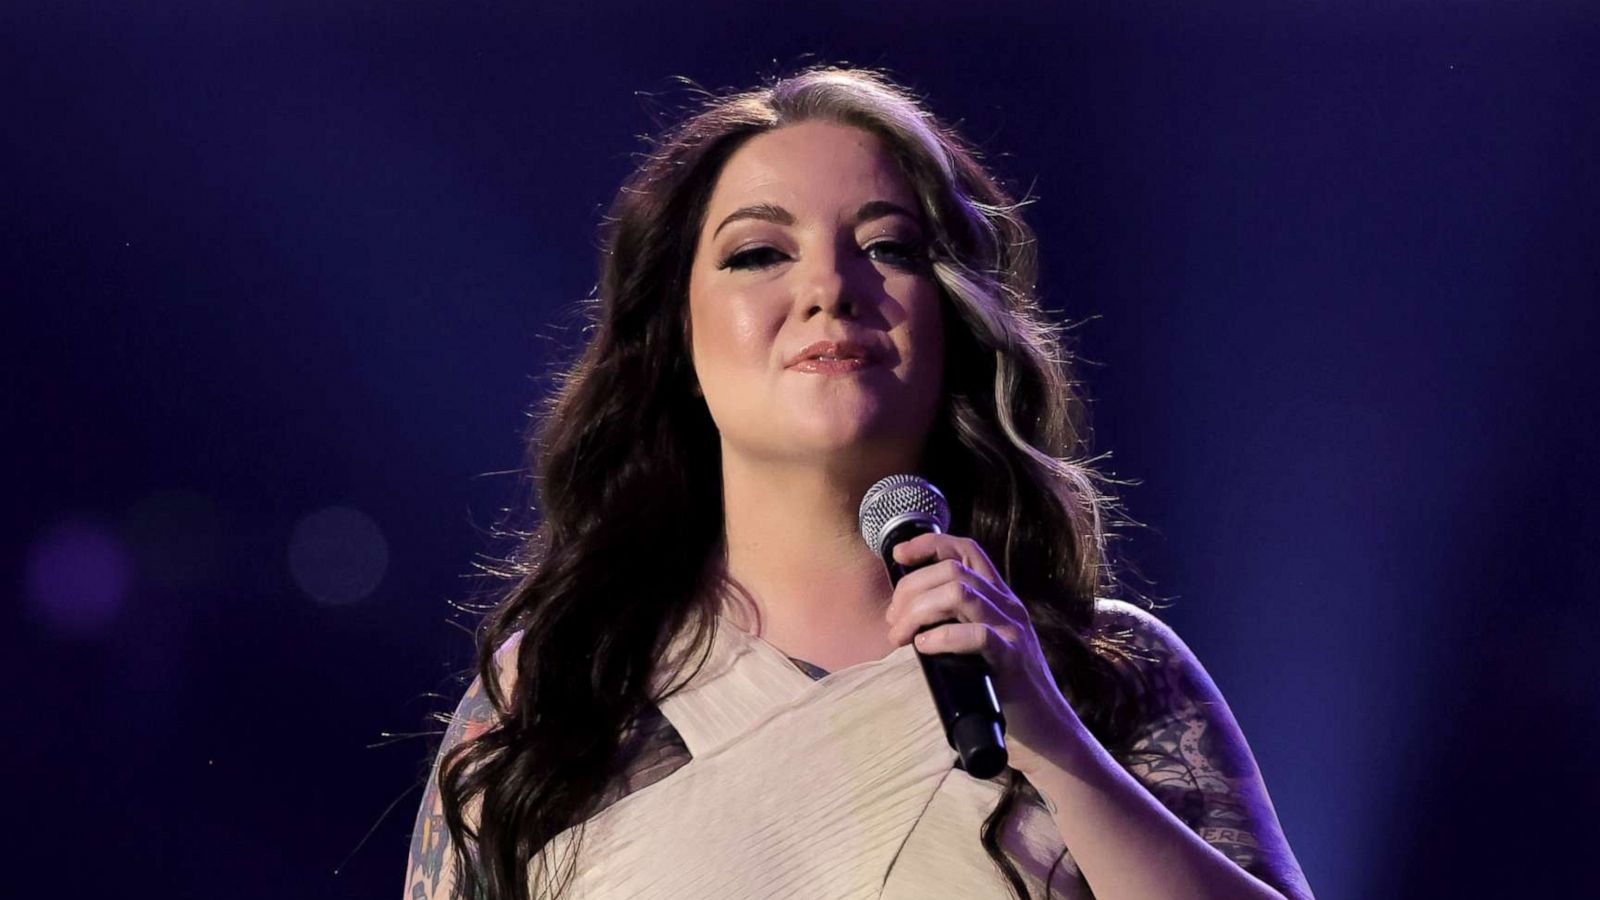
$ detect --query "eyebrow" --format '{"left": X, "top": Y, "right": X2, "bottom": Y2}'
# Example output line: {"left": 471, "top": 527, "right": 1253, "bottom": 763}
{"left": 711, "top": 199, "right": 923, "bottom": 239}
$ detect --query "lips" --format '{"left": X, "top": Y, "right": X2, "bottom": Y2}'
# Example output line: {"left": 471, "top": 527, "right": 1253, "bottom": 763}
{"left": 786, "top": 340, "right": 874, "bottom": 368}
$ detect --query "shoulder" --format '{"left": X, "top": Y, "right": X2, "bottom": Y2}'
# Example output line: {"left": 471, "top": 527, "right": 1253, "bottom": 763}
{"left": 1092, "top": 599, "right": 1237, "bottom": 746}
{"left": 405, "top": 630, "right": 526, "bottom": 900}
{"left": 1093, "top": 597, "right": 1185, "bottom": 655}
{"left": 488, "top": 629, "right": 525, "bottom": 702}
{"left": 1092, "top": 597, "right": 1248, "bottom": 769}
{"left": 433, "top": 629, "right": 526, "bottom": 773}
{"left": 1092, "top": 598, "right": 1209, "bottom": 695}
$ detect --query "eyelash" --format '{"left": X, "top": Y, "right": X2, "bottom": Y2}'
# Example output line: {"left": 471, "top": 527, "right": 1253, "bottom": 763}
{"left": 717, "top": 240, "right": 929, "bottom": 272}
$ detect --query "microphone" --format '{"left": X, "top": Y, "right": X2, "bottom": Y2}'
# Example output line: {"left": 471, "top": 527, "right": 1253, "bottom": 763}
{"left": 858, "top": 474, "right": 1008, "bottom": 779}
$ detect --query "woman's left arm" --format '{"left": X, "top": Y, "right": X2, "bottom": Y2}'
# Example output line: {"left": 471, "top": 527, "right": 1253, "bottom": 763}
{"left": 1025, "top": 600, "right": 1315, "bottom": 900}
{"left": 886, "top": 535, "right": 1314, "bottom": 900}
{"left": 1100, "top": 592, "right": 1312, "bottom": 890}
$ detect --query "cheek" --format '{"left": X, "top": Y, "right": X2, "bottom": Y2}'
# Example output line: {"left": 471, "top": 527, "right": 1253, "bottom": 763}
{"left": 690, "top": 289, "right": 782, "bottom": 376}
{"left": 727, "top": 308, "right": 774, "bottom": 360}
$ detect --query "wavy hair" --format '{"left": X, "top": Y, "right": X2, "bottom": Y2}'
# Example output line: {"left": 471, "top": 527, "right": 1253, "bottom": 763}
{"left": 438, "top": 64, "right": 1150, "bottom": 900}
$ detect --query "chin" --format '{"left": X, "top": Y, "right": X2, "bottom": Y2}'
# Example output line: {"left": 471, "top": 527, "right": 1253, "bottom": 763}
{"left": 731, "top": 398, "right": 934, "bottom": 463}
{"left": 789, "top": 419, "right": 920, "bottom": 461}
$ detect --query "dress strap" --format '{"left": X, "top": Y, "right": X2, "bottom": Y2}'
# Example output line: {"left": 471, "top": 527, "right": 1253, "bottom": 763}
{"left": 651, "top": 615, "right": 920, "bottom": 758}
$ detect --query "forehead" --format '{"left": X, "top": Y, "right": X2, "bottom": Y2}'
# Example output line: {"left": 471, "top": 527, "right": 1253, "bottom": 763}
{"left": 704, "top": 121, "right": 919, "bottom": 221}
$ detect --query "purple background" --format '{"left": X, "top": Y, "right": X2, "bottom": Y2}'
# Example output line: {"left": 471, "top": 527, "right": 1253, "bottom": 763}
{"left": 6, "top": 1, "right": 1597, "bottom": 897}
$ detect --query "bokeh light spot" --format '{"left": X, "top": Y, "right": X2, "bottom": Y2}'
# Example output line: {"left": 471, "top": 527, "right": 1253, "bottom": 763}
{"left": 287, "top": 506, "right": 388, "bottom": 606}
{"left": 25, "top": 519, "right": 133, "bottom": 638}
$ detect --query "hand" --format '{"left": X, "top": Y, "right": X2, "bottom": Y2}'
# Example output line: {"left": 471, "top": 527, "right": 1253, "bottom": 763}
{"left": 883, "top": 531, "right": 1092, "bottom": 781}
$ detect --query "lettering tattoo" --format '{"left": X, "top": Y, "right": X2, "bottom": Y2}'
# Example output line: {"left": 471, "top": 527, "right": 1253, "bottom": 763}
{"left": 1124, "top": 703, "right": 1267, "bottom": 874}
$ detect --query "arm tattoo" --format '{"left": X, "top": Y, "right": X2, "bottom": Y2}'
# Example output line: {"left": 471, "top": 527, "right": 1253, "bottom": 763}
{"left": 1124, "top": 697, "right": 1267, "bottom": 876}
{"left": 406, "top": 677, "right": 497, "bottom": 898}
{"left": 1116, "top": 617, "right": 1294, "bottom": 890}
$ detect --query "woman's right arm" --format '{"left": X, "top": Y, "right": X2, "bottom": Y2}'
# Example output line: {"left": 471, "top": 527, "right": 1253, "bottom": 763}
{"left": 404, "top": 674, "right": 494, "bottom": 899}
{"left": 405, "top": 634, "right": 522, "bottom": 900}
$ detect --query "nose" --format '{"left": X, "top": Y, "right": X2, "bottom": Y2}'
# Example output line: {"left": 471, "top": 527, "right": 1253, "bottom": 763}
{"left": 794, "top": 244, "right": 861, "bottom": 320}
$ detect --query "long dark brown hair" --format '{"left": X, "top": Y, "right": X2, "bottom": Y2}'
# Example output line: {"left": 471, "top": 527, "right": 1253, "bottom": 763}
{"left": 438, "top": 64, "right": 1151, "bottom": 900}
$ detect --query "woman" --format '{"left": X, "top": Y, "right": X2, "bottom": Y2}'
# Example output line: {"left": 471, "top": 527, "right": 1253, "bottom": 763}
{"left": 406, "top": 65, "right": 1314, "bottom": 900}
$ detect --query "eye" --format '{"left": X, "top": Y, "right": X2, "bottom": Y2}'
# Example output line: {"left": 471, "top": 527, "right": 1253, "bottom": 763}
{"left": 716, "top": 240, "right": 930, "bottom": 273}
{"left": 865, "top": 239, "right": 929, "bottom": 270}
{"left": 717, "top": 246, "right": 788, "bottom": 271}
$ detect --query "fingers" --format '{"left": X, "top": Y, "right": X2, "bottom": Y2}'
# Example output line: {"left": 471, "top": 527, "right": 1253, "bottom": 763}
{"left": 889, "top": 557, "right": 972, "bottom": 601}
{"left": 891, "top": 532, "right": 1001, "bottom": 584}
{"left": 886, "top": 534, "right": 1027, "bottom": 628}
{"left": 887, "top": 579, "right": 990, "bottom": 646}
{"left": 913, "top": 621, "right": 1013, "bottom": 671}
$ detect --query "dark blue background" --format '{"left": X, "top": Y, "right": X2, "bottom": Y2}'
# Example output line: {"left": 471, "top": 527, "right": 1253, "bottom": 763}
{"left": 6, "top": 1, "right": 1596, "bottom": 897}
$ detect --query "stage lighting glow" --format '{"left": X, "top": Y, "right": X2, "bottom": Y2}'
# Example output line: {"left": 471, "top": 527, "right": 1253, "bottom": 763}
{"left": 24, "top": 519, "right": 132, "bottom": 638}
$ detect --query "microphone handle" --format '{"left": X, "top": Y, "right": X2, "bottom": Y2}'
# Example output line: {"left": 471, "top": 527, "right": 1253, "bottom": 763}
{"left": 882, "top": 523, "right": 1009, "bottom": 779}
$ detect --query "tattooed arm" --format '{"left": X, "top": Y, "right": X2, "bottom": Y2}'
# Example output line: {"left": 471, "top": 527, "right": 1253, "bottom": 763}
{"left": 404, "top": 633, "right": 522, "bottom": 900}
{"left": 1106, "top": 600, "right": 1314, "bottom": 900}
{"left": 1022, "top": 600, "right": 1313, "bottom": 900}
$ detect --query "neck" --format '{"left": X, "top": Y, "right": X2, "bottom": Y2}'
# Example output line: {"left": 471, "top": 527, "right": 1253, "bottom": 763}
{"left": 714, "top": 450, "right": 896, "bottom": 651}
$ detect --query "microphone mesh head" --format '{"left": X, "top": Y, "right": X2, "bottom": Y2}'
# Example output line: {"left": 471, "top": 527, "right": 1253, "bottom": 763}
{"left": 858, "top": 474, "right": 951, "bottom": 556}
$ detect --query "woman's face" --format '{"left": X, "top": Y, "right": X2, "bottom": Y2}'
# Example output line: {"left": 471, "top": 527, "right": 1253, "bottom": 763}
{"left": 687, "top": 120, "right": 945, "bottom": 476}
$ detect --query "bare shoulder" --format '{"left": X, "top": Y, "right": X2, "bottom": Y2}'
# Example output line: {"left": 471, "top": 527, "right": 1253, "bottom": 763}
{"left": 1093, "top": 598, "right": 1190, "bottom": 660}
{"left": 403, "top": 630, "right": 526, "bottom": 900}
{"left": 1094, "top": 599, "right": 1251, "bottom": 728}
{"left": 1092, "top": 599, "right": 1316, "bottom": 900}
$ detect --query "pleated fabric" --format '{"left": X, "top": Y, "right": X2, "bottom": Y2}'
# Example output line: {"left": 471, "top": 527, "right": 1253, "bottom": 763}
{"left": 533, "top": 616, "right": 1091, "bottom": 899}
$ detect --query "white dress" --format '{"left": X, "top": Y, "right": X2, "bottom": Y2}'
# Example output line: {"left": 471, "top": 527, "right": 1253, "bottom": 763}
{"left": 533, "top": 615, "right": 1092, "bottom": 899}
